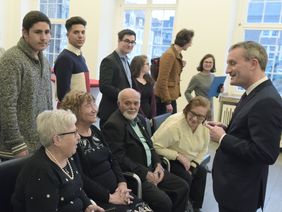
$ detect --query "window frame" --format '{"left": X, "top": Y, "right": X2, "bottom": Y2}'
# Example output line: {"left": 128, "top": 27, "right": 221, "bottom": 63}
{"left": 232, "top": 0, "right": 282, "bottom": 95}
{"left": 38, "top": 0, "right": 69, "bottom": 66}
{"left": 117, "top": 0, "right": 177, "bottom": 60}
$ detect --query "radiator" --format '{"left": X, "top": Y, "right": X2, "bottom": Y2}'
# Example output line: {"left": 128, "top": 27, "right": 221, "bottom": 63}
{"left": 220, "top": 104, "right": 236, "bottom": 125}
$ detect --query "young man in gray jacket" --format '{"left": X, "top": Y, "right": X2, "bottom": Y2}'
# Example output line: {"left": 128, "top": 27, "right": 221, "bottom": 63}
{"left": 0, "top": 11, "right": 53, "bottom": 160}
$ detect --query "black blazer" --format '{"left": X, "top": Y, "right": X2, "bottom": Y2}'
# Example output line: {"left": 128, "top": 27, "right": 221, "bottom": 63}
{"left": 102, "top": 110, "right": 161, "bottom": 181}
{"left": 212, "top": 80, "right": 282, "bottom": 211}
{"left": 98, "top": 51, "right": 131, "bottom": 121}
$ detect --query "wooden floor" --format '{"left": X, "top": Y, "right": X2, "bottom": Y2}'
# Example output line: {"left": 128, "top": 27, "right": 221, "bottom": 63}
{"left": 202, "top": 142, "right": 282, "bottom": 212}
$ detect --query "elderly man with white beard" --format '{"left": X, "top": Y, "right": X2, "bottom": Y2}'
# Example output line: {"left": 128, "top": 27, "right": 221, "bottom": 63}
{"left": 102, "top": 88, "right": 189, "bottom": 212}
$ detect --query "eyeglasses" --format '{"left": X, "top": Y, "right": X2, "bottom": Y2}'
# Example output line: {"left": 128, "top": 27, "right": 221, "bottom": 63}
{"left": 188, "top": 110, "right": 206, "bottom": 123}
{"left": 122, "top": 39, "right": 136, "bottom": 45}
{"left": 57, "top": 129, "right": 79, "bottom": 136}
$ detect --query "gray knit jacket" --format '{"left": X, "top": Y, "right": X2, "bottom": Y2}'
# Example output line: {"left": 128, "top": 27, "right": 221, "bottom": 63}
{"left": 0, "top": 38, "right": 52, "bottom": 158}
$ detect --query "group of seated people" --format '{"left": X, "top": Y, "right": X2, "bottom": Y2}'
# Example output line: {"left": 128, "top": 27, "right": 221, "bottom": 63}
{"left": 11, "top": 88, "right": 211, "bottom": 212}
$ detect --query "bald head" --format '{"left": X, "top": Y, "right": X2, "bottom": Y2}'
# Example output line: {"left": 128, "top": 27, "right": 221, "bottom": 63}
{"left": 118, "top": 88, "right": 140, "bottom": 120}
{"left": 118, "top": 88, "right": 140, "bottom": 102}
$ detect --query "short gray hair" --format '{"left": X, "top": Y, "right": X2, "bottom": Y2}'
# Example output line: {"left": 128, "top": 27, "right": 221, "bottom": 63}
{"left": 36, "top": 109, "right": 77, "bottom": 147}
{"left": 229, "top": 41, "right": 268, "bottom": 71}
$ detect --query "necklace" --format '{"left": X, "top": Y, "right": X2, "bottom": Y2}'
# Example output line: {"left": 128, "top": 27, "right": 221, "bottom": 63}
{"left": 45, "top": 148, "right": 74, "bottom": 180}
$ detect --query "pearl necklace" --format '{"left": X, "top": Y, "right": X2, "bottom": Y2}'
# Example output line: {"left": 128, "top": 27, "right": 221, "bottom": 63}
{"left": 45, "top": 148, "right": 74, "bottom": 180}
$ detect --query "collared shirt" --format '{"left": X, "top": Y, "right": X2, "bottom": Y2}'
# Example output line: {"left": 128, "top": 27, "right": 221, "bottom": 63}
{"left": 66, "top": 43, "right": 82, "bottom": 56}
{"left": 246, "top": 76, "right": 268, "bottom": 95}
{"left": 130, "top": 121, "right": 152, "bottom": 167}
{"left": 116, "top": 51, "right": 132, "bottom": 87}
{"left": 219, "top": 76, "right": 268, "bottom": 144}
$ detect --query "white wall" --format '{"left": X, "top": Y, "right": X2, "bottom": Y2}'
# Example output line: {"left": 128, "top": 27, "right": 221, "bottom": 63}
{"left": 0, "top": 0, "right": 241, "bottom": 120}
{"left": 175, "top": 0, "right": 238, "bottom": 120}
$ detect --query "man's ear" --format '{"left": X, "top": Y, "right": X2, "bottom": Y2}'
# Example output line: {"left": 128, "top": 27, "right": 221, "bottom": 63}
{"left": 22, "top": 28, "right": 28, "bottom": 39}
{"left": 250, "top": 58, "right": 259, "bottom": 70}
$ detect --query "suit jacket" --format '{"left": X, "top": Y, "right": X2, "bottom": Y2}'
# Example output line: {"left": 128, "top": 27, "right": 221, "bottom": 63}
{"left": 102, "top": 110, "right": 161, "bottom": 181}
{"left": 212, "top": 80, "right": 282, "bottom": 211}
{"left": 98, "top": 51, "right": 131, "bottom": 121}
{"left": 154, "top": 45, "right": 183, "bottom": 103}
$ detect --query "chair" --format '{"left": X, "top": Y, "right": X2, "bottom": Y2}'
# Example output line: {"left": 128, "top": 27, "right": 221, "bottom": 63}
{"left": 0, "top": 156, "right": 30, "bottom": 212}
{"left": 123, "top": 172, "right": 142, "bottom": 199}
{"left": 151, "top": 113, "right": 171, "bottom": 134}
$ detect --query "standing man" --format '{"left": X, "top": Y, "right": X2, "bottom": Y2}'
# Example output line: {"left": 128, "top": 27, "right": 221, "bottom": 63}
{"left": 54, "top": 16, "right": 90, "bottom": 105}
{"left": 102, "top": 88, "right": 189, "bottom": 212}
{"left": 98, "top": 29, "right": 136, "bottom": 127}
{"left": 155, "top": 28, "right": 194, "bottom": 115}
{"left": 206, "top": 41, "right": 282, "bottom": 212}
{"left": 0, "top": 11, "right": 53, "bottom": 160}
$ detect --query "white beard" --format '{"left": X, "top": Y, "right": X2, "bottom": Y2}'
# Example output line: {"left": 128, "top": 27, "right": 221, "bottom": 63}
{"left": 122, "top": 111, "right": 138, "bottom": 120}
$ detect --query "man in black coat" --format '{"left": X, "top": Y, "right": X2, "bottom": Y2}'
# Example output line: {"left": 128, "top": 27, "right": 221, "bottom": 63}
{"left": 206, "top": 41, "right": 282, "bottom": 212}
{"left": 98, "top": 29, "right": 136, "bottom": 128}
{"left": 102, "top": 88, "right": 189, "bottom": 212}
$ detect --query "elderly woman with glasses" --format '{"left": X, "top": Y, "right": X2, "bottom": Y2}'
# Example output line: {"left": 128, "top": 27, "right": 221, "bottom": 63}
{"left": 12, "top": 109, "right": 104, "bottom": 212}
{"left": 152, "top": 96, "right": 210, "bottom": 212}
{"left": 60, "top": 90, "right": 148, "bottom": 212}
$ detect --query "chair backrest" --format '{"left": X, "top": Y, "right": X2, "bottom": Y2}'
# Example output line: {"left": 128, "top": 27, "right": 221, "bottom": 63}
{"left": 0, "top": 156, "right": 30, "bottom": 212}
{"left": 152, "top": 113, "right": 171, "bottom": 134}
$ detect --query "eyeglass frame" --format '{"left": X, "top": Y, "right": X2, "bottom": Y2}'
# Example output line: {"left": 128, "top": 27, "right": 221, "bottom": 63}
{"left": 188, "top": 110, "right": 207, "bottom": 123}
{"left": 121, "top": 39, "right": 136, "bottom": 45}
{"left": 57, "top": 129, "right": 79, "bottom": 136}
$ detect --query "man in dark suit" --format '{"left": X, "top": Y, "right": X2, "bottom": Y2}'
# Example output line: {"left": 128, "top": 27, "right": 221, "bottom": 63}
{"left": 102, "top": 88, "right": 189, "bottom": 212}
{"left": 98, "top": 29, "right": 136, "bottom": 127}
{"left": 206, "top": 41, "right": 282, "bottom": 212}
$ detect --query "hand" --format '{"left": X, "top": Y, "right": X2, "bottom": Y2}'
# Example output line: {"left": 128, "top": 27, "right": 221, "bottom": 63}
{"left": 109, "top": 190, "right": 133, "bottom": 205}
{"left": 115, "top": 182, "right": 130, "bottom": 195}
{"left": 15, "top": 149, "right": 29, "bottom": 158}
{"left": 146, "top": 171, "right": 157, "bottom": 185}
{"left": 153, "top": 163, "right": 164, "bottom": 184}
{"left": 115, "top": 182, "right": 133, "bottom": 204}
{"left": 176, "top": 154, "right": 190, "bottom": 171}
{"left": 205, "top": 124, "right": 226, "bottom": 142}
{"left": 205, "top": 121, "right": 227, "bottom": 130}
{"left": 85, "top": 204, "right": 105, "bottom": 212}
{"left": 166, "top": 104, "right": 173, "bottom": 113}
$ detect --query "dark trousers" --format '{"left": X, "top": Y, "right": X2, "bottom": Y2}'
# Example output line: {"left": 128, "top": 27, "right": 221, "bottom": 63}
{"left": 170, "top": 160, "right": 207, "bottom": 209}
{"left": 156, "top": 96, "right": 177, "bottom": 115}
{"left": 141, "top": 170, "right": 189, "bottom": 212}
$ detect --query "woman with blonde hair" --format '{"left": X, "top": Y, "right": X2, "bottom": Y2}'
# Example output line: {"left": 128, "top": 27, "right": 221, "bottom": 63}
{"left": 152, "top": 96, "right": 210, "bottom": 212}
{"left": 61, "top": 90, "right": 150, "bottom": 212}
{"left": 12, "top": 109, "right": 104, "bottom": 212}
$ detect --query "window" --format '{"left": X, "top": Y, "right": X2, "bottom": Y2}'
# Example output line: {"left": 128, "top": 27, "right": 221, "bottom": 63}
{"left": 121, "top": 0, "right": 176, "bottom": 60}
{"left": 40, "top": 0, "right": 69, "bottom": 66}
{"left": 243, "top": 0, "right": 282, "bottom": 95}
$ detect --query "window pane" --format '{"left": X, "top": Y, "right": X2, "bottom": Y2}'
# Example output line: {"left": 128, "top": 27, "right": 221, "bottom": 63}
{"left": 247, "top": 2, "right": 263, "bottom": 23}
{"left": 148, "top": 10, "right": 175, "bottom": 59}
{"left": 123, "top": 10, "right": 145, "bottom": 59}
{"left": 44, "top": 24, "right": 67, "bottom": 66}
{"left": 152, "top": 0, "right": 176, "bottom": 4}
{"left": 245, "top": 29, "right": 282, "bottom": 95}
{"left": 40, "top": 0, "right": 69, "bottom": 19}
{"left": 264, "top": 2, "right": 281, "bottom": 23}
{"left": 124, "top": 0, "right": 147, "bottom": 4}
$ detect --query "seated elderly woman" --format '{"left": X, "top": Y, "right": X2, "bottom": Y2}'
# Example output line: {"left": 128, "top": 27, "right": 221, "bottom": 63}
{"left": 61, "top": 90, "right": 149, "bottom": 212}
{"left": 152, "top": 96, "right": 210, "bottom": 212}
{"left": 12, "top": 109, "right": 104, "bottom": 212}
